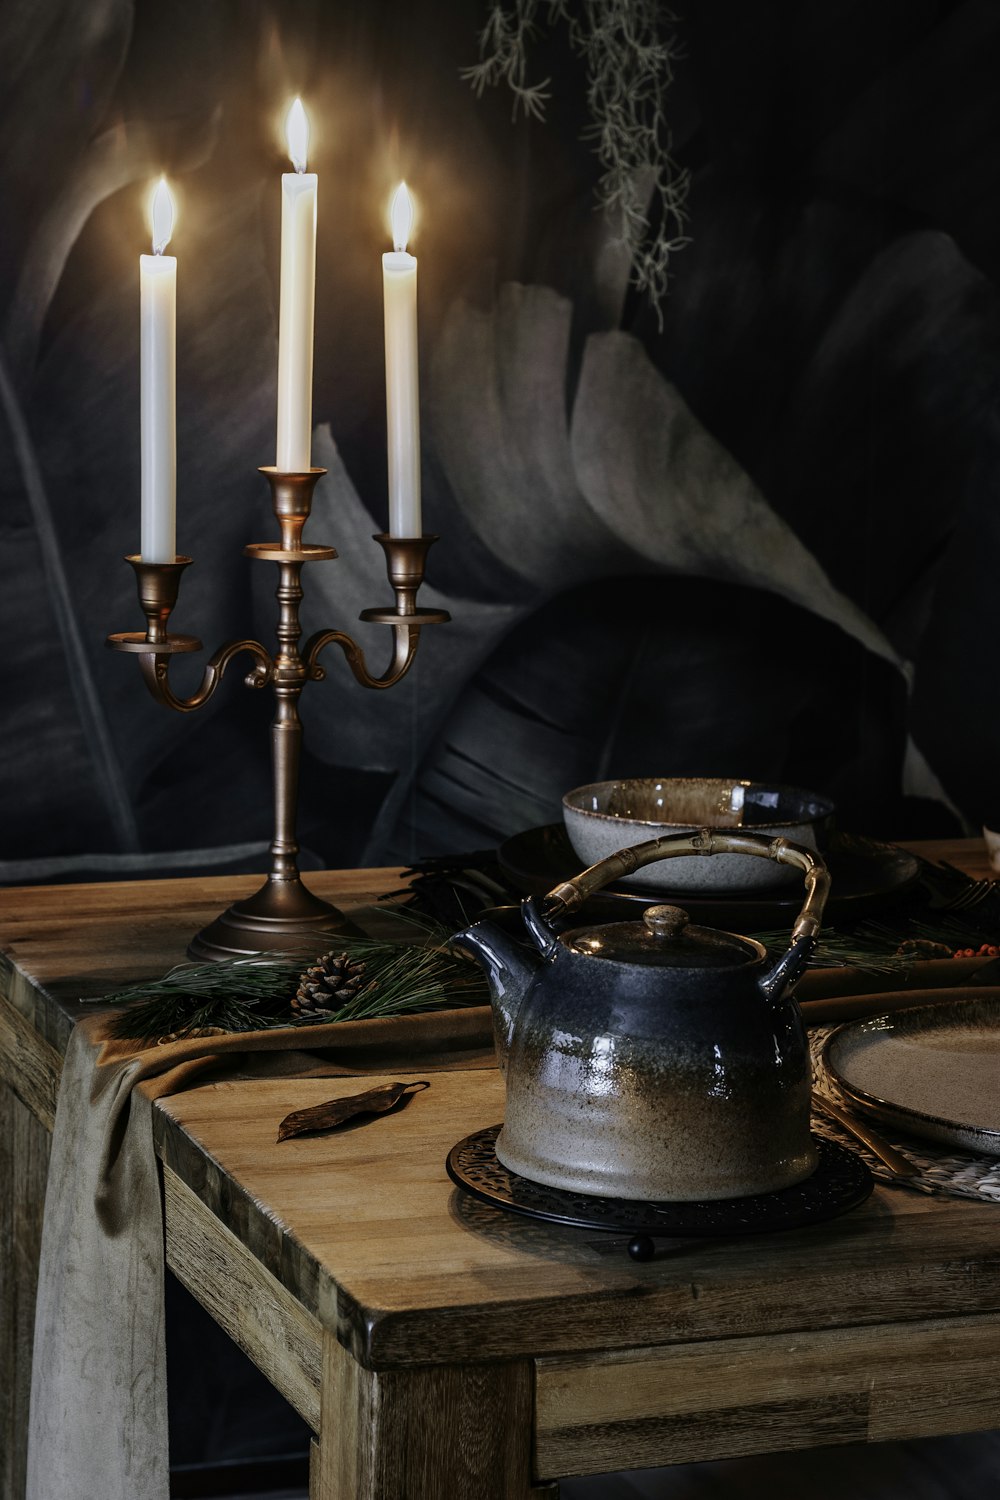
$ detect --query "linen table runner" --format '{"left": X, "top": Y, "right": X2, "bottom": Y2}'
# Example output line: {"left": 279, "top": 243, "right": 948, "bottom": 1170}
{"left": 27, "top": 1004, "right": 494, "bottom": 1500}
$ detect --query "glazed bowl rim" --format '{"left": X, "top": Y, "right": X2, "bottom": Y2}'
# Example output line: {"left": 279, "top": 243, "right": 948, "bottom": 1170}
{"left": 562, "top": 776, "right": 835, "bottom": 831}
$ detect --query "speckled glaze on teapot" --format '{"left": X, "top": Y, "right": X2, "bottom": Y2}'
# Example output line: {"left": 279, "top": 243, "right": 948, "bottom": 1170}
{"left": 453, "top": 829, "right": 830, "bottom": 1202}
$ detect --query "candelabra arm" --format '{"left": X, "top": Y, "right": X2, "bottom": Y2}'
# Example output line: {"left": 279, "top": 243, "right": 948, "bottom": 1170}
{"left": 138, "top": 638, "right": 274, "bottom": 713}
{"left": 301, "top": 532, "right": 449, "bottom": 688}
{"left": 107, "top": 555, "right": 275, "bottom": 710}
{"left": 303, "top": 623, "right": 418, "bottom": 691}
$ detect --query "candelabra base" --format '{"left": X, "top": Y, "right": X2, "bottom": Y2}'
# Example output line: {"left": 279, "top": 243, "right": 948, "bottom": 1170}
{"left": 187, "top": 875, "right": 362, "bottom": 961}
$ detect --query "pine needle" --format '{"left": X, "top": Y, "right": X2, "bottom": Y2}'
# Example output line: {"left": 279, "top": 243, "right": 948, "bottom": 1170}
{"left": 748, "top": 925, "right": 962, "bottom": 975}
{"left": 91, "top": 924, "right": 488, "bottom": 1044}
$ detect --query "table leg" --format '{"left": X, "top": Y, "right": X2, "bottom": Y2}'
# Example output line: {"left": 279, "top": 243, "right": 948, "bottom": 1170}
{"left": 0, "top": 1079, "right": 50, "bottom": 1500}
{"left": 312, "top": 1331, "right": 559, "bottom": 1499}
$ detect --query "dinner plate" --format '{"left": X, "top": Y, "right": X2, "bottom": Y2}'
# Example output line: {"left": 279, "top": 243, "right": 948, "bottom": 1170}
{"left": 825, "top": 997, "right": 1000, "bottom": 1156}
{"left": 497, "top": 824, "right": 920, "bottom": 930}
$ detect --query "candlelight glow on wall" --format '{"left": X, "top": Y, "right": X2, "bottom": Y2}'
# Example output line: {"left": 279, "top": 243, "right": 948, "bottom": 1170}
{"left": 382, "top": 181, "right": 421, "bottom": 537}
{"left": 276, "top": 97, "right": 317, "bottom": 471}
{"left": 140, "top": 177, "right": 177, "bottom": 562}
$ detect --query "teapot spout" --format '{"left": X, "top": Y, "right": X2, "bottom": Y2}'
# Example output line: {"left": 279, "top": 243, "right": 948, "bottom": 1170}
{"left": 451, "top": 914, "right": 541, "bottom": 1071}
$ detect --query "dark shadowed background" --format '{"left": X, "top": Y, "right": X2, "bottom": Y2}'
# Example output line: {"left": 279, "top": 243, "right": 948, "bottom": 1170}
{"left": 5, "top": 0, "right": 999, "bottom": 895}
{"left": 4, "top": 0, "right": 1000, "bottom": 1483}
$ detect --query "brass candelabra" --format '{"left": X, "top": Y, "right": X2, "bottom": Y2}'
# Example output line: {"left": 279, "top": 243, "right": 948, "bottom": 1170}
{"left": 108, "top": 467, "right": 449, "bottom": 960}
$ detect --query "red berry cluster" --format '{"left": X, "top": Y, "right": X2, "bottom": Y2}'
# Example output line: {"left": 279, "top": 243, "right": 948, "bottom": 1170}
{"left": 953, "top": 942, "right": 1000, "bottom": 958}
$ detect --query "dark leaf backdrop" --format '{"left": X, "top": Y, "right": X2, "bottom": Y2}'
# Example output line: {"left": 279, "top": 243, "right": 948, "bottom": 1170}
{"left": 3, "top": 0, "right": 998, "bottom": 885}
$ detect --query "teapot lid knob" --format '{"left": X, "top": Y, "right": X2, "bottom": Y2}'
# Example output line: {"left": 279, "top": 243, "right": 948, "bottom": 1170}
{"left": 642, "top": 904, "right": 690, "bottom": 939}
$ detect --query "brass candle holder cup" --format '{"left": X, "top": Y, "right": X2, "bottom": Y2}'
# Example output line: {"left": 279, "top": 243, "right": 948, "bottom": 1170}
{"left": 108, "top": 467, "right": 449, "bottom": 960}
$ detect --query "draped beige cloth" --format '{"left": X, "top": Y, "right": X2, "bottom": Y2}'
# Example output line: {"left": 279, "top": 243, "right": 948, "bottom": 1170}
{"left": 27, "top": 1005, "right": 494, "bottom": 1500}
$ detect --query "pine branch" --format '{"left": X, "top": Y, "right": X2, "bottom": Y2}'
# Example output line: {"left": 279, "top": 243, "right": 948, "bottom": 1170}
{"left": 93, "top": 923, "right": 489, "bottom": 1043}
{"left": 748, "top": 923, "right": 982, "bottom": 975}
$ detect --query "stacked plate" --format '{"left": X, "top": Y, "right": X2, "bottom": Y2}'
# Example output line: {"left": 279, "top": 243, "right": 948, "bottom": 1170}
{"left": 825, "top": 998, "right": 1000, "bottom": 1157}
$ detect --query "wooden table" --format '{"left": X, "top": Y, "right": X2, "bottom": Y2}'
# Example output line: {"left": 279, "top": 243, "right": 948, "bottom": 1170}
{"left": 3, "top": 844, "right": 1000, "bottom": 1499}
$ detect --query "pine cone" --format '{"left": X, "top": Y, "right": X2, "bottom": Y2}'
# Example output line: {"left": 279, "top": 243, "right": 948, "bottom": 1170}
{"left": 292, "top": 952, "right": 367, "bottom": 1020}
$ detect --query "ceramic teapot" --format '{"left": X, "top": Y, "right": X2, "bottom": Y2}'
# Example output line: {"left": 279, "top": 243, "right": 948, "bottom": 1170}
{"left": 453, "top": 828, "right": 830, "bottom": 1202}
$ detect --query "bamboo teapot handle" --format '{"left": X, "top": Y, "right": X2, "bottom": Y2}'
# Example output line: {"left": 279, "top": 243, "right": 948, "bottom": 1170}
{"left": 540, "top": 829, "right": 830, "bottom": 947}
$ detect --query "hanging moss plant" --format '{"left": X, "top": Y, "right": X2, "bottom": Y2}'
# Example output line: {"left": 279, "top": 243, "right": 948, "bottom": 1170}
{"left": 463, "top": 0, "right": 690, "bottom": 317}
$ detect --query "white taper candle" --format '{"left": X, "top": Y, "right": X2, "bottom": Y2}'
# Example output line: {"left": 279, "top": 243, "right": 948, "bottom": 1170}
{"left": 140, "top": 177, "right": 177, "bottom": 563}
{"left": 276, "top": 98, "right": 317, "bottom": 472}
{"left": 382, "top": 182, "right": 421, "bottom": 537}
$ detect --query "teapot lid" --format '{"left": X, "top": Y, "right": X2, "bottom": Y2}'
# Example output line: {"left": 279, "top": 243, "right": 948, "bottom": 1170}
{"left": 560, "top": 904, "right": 763, "bottom": 968}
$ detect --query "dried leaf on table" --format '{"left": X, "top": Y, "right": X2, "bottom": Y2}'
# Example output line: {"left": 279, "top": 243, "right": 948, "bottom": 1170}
{"left": 277, "top": 1080, "right": 430, "bottom": 1142}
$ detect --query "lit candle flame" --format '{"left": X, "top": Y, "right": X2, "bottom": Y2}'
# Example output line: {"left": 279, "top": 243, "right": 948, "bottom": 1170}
{"left": 285, "top": 97, "right": 309, "bottom": 172}
{"left": 150, "top": 177, "right": 175, "bottom": 255}
{"left": 390, "top": 182, "right": 414, "bottom": 253}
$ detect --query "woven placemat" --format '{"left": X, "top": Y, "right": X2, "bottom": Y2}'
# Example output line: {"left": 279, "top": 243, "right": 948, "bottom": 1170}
{"left": 810, "top": 1027, "right": 1000, "bottom": 1202}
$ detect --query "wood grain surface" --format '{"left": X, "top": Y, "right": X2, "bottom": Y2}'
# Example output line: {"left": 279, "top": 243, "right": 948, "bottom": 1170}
{"left": 535, "top": 1314, "right": 1000, "bottom": 1476}
{"left": 315, "top": 1333, "right": 539, "bottom": 1499}
{"left": 155, "top": 1068, "right": 1000, "bottom": 1372}
{"left": 0, "top": 1081, "right": 50, "bottom": 1500}
{"left": 0, "top": 992, "right": 60, "bottom": 1129}
{"left": 0, "top": 866, "right": 409, "bottom": 1052}
{"left": 163, "top": 1164, "right": 323, "bottom": 1431}
{"left": 2, "top": 842, "right": 998, "bottom": 1498}
{"left": 897, "top": 839, "right": 993, "bottom": 881}
{"left": 0, "top": 866, "right": 406, "bottom": 1500}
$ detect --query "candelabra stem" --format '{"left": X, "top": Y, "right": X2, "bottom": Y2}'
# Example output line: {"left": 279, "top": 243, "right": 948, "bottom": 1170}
{"left": 271, "top": 692, "right": 302, "bottom": 882}
{"left": 188, "top": 483, "right": 360, "bottom": 960}
{"left": 187, "top": 695, "right": 360, "bottom": 960}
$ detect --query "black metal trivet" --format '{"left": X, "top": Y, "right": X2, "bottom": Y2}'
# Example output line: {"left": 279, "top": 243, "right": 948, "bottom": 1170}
{"left": 446, "top": 1126, "right": 873, "bottom": 1260}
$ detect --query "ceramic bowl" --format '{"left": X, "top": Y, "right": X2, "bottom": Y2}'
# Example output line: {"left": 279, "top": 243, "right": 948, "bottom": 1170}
{"left": 562, "top": 778, "right": 835, "bottom": 893}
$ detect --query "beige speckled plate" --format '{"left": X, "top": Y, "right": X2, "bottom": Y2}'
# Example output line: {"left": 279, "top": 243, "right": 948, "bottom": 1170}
{"left": 825, "top": 997, "right": 1000, "bottom": 1157}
